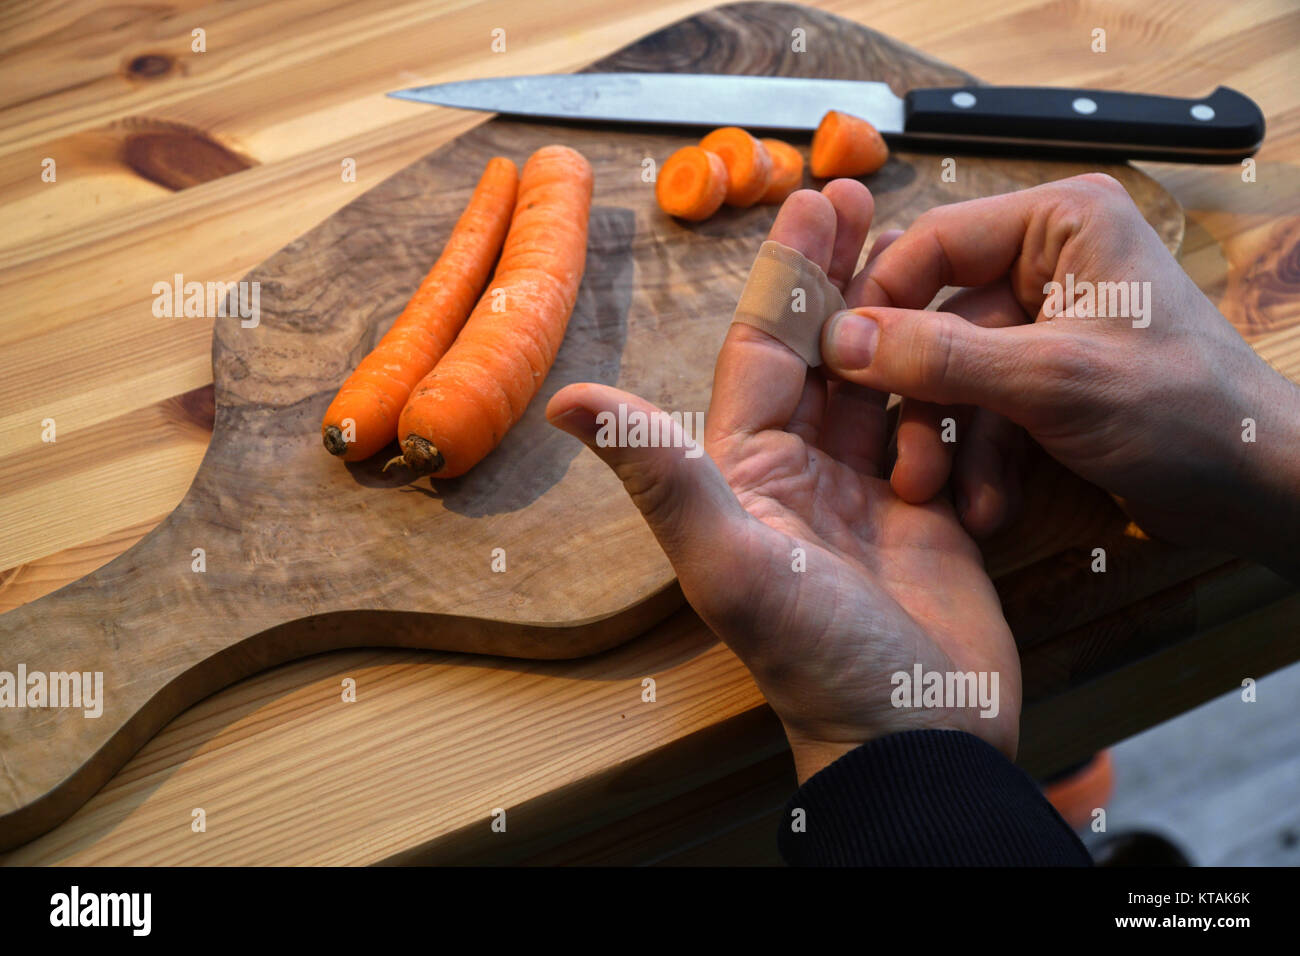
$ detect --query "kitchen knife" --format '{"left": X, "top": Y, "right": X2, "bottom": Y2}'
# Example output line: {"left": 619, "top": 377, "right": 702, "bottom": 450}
{"left": 390, "top": 74, "right": 1264, "bottom": 163}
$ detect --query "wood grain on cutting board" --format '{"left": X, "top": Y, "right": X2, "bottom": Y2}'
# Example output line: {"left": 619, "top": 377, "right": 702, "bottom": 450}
{"left": 1, "top": 0, "right": 1297, "bottom": 864}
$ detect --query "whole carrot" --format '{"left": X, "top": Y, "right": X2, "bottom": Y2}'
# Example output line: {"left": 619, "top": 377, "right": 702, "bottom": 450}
{"left": 387, "top": 145, "right": 593, "bottom": 479}
{"left": 321, "top": 156, "right": 518, "bottom": 461}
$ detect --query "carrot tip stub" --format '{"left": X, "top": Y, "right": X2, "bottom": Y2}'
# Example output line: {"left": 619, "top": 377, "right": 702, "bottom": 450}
{"left": 382, "top": 435, "right": 444, "bottom": 477}
{"left": 402, "top": 435, "right": 444, "bottom": 476}
{"left": 322, "top": 425, "right": 348, "bottom": 456}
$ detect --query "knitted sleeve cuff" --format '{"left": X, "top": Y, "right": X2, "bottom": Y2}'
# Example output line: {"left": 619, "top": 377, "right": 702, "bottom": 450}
{"left": 777, "top": 729, "right": 1093, "bottom": 866}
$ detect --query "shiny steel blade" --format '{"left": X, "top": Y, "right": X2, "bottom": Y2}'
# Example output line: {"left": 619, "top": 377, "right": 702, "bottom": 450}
{"left": 389, "top": 73, "right": 905, "bottom": 133}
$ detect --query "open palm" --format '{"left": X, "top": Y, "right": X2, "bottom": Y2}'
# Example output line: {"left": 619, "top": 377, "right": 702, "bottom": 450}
{"left": 548, "top": 182, "right": 1020, "bottom": 782}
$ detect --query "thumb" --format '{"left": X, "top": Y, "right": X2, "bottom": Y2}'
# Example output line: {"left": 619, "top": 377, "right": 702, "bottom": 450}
{"left": 545, "top": 383, "right": 748, "bottom": 582}
{"left": 820, "top": 306, "right": 1048, "bottom": 418}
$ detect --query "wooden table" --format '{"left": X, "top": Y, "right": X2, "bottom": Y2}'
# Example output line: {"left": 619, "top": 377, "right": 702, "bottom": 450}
{"left": 2, "top": 0, "right": 1298, "bottom": 865}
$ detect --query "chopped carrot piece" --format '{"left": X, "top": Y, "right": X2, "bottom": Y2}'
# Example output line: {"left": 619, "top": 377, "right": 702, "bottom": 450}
{"left": 655, "top": 146, "right": 729, "bottom": 221}
{"left": 810, "top": 110, "right": 889, "bottom": 178}
{"left": 699, "top": 126, "right": 773, "bottom": 207}
{"left": 758, "top": 138, "right": 804, "bottom": 203}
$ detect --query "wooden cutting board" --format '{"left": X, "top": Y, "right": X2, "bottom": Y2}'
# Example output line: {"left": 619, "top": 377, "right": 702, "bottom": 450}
{"left": 0, "top": 1, "right": 1182, "bottom": 851}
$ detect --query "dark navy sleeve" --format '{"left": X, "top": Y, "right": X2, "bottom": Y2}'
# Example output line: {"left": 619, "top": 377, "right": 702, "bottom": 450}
{"left": 778, "top": 729, "right": 1092, "bottom": 866}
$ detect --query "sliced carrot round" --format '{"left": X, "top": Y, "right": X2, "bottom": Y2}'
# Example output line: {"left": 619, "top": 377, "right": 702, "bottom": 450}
{"left": 758, "top": 138, "right": 804, "bottom": 204}
{"left": 699, "top": 126, "right": 773, "bottom": 207}
{"left": 655, "top": 146, "right": 729, "bottom": 221}
{"left": 810, "top": 110, "right": 889, "bottom": 178}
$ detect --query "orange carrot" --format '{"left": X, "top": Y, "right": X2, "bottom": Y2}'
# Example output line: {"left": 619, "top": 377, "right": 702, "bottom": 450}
{"left": 655, "top": 146, "right": 728, "bottom": 221}
{"left": 387, "top": 145, "right": 593, "bottom": 479}
{"left": 758, "top": 138, "right": 804, "bottom": 203}
{"left": 810, "top": 110, "right": 889, "bottom": 178}
{"left": 699, "top": 127, "right": 772, "bottom": 207}
{"left": 321, "top": 157, "right": 518, "bottom": 461}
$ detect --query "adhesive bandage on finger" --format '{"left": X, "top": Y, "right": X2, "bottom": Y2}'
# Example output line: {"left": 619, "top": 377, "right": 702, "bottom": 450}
{"left": 731, "top": 240, "right": 846, "bottom": 367}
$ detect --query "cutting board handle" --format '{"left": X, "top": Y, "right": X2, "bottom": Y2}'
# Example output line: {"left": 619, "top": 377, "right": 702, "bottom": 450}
{"left": 0, "top": 475, "right": 681, "bottom": 851}
{"left": 0, "top": 492, "right": 288, "bottom": 850}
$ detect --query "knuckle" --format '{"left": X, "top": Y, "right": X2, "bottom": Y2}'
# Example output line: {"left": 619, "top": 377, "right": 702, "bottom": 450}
{"left": 1041, "top": 175, "right": 1145, "bottom": 271}
{"left": 1023, "top": 332, "right": 1104, "bottom": 407}
{"left": 913, "top": 205, "right": 944, "bottom": 228}
{"left": 1061, "top": 172, "right": 1138, "bottom": 217}
{"left": 612, "top": 455, "right": 679, "bottom": 525}
{"left": 910, "top": 206, "right": 954, "bottom": 247}
{"left": 1076, "top": 171, "right": 1127, "bottom": 196}
{"left": 914, "top": 314, "right": 960, "bottom": 394}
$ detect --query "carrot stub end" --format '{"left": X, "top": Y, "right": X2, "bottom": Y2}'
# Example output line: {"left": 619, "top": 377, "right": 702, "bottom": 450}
{"left": 383, "top": 435, "right": 445, "bottom": 477}
{"left": 323, "top": 424, "right": 348, "bottom": 456}
{"left": 699, "top": 127, "right": 773, "bottom": 207}
{"left": 810, "top": 110, "right": 889, "bottom": 178}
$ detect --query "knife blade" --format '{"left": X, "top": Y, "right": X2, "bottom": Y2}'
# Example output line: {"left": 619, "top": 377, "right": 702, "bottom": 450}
{"left": 390, "top": 73, "right": 1264, "bottom": 164}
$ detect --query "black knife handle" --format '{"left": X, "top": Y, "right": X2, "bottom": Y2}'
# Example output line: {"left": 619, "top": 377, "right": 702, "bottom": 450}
{"left": 901, "top": 85, "right": 1264, "bottom": 163}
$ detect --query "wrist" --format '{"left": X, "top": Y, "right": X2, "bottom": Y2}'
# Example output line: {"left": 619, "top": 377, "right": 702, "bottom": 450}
{"left": 1228, "top": 369, "right": 1300, "bottom": 579}
{"left": 784, "top": 713, "right": 957, "bottom": 785}
{"left": 781, "top": 701, "right": 1019, "bottom": 785}
{"left": 785, "top": 733, "right": 865, "bottom": 786}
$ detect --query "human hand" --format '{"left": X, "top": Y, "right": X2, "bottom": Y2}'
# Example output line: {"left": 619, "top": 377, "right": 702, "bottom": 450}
{"left": 822, "top": 173, "right": 1300, "bottom": 578}
{"left": 547, "top": 181, "right": 1021, "bottom": 784}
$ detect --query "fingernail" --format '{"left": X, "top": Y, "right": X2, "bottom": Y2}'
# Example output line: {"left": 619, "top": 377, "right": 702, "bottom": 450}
{"left": 825, "top": 310, "right": 879, "bottom": 370}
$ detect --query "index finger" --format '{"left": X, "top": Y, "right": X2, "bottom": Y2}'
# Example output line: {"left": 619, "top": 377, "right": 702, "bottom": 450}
{"left": 709, "top": 183, "right": 871, "bottom": 440}
{"left": 843, "top": 173, "right": 1126, "bottom": 315}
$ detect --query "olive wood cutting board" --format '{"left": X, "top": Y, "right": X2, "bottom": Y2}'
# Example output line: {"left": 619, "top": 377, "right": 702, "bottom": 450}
{"left": 0, "top": 1, "right": 1182, "bottom": 850}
